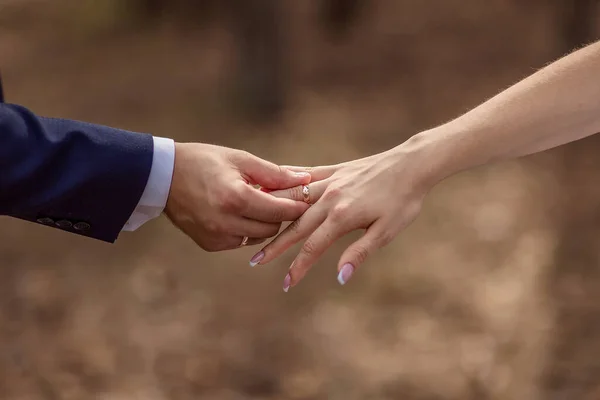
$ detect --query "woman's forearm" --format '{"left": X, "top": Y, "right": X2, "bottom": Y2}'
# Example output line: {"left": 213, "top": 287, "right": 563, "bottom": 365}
{"left": 257, "top": 42, "right": 600, "bottom": 287}
{"left": 408, "top": 40, "right": 600, "bottom": 185}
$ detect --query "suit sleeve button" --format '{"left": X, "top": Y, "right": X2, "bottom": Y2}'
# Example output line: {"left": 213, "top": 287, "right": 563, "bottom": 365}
{"left": 55, "top": 220, "right": 73, "bottom": 229}
{"left": 73, "top": 222, "right": 91, "bottom": 231}
{"left": 36, "top": 217, "right": 55, "bottom": 225}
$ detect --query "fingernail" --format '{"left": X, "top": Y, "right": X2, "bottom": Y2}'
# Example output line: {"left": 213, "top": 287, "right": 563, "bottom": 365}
{"left": 337, "top": 263, "right": 355, "bottom": 285}
{"left": 249, "top": 251, "right": 265, "bottom": 267}
{"left": 283, "top": 274, "right": 291, "bottom": 293}
{"left": 294, "top": 172, "right": 310, "bottom": 178}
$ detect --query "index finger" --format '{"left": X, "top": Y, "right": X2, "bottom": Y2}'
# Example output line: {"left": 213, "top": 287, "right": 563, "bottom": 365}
{"left": 280, "top": 165, "right": 337, "bottom": 182}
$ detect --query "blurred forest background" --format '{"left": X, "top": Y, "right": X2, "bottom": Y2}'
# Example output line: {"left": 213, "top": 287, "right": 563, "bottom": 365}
{"left": 1, "top": 1, "right": 600, "bottom": 399}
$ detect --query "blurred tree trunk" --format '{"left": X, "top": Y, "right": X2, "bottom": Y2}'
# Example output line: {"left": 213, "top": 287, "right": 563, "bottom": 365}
{"left": 137, "top": 0, "right": 163, "bottom": 18}
{"left": 318, "top": 0, "right": 365, "bottom": 39}
{"left": 135, "top": 0, "right": 216, "bottom": 26}
{"left": 542, "top": 1, "right": 600, "bottom": 398}
{"left": 131, "top": 0, "right": 368, "bottom": 123}
{"left": 132, "top": 0, "right": 286, "bottom": 123}
{"left": 228, "top": 0, "right": 286, "bottom": 123}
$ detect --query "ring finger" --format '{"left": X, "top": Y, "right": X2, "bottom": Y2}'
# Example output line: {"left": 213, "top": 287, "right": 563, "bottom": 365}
{"left": 206, "top": 236, "right": 266, "bottom": 252}
{"left": 268, "top": 180, "right": 329, "bottom": 204}
{"left": 237, "top": 236, "right": 267, "bottom": 247}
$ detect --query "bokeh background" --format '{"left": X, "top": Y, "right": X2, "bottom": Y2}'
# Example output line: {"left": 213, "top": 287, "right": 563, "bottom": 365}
{"left": 1, "top": 1, "right": 600, "bottom": 399}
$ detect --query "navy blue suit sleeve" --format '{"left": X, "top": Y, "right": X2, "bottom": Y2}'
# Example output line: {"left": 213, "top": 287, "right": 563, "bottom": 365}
{"left": 0, "top": 103, "right": 154, "bottom": 242}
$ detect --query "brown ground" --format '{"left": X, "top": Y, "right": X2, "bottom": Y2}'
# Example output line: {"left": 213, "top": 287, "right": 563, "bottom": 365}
{"left": 1, "top": 1, "right": 600, "bottom": 399}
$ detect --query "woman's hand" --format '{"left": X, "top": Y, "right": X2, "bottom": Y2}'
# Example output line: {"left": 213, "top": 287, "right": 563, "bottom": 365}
{"left": 248, "top": 142, "right": 434, "bottom": 291}
{"left": 249, "top": 40, "right": 600, "bottom": 291}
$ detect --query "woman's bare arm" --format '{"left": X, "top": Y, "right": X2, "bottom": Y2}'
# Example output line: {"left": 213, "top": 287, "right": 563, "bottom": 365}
{"left": 417, "top": 40, "right": 600, "bottom": 185}
{"left": 254, "top": 41, "right": 600, "bottom": 290}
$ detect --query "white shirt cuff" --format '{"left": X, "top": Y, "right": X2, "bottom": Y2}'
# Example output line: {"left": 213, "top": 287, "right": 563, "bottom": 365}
{"left": 122, "top": 136, "right": 175, "bottom": 231}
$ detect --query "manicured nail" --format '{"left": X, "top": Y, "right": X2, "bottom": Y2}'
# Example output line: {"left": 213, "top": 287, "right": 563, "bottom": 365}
{"left": 337, "top": 263, "right": 355, "bottom": 285}
{"left": 249, "top": 251, "right": 265, "bottom": 267}
{"left": 294, "top": 172, "right": 310, "bottom": 179}
{"left": 283, "top": 274, "right": 291, "bottom": 293}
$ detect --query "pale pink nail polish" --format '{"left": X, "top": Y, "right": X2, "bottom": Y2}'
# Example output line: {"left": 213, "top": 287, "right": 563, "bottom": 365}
{"left": 283, "top": 274, "right": 291, "bottom": 292}
{"left": 294, "top": 172, "right": 310, "bottom": 179}
{"left": 337, "top": 263, "right": 355, "bottom": 285}
{"left": 249, "top": 251, "right": 265, "bottom": 267}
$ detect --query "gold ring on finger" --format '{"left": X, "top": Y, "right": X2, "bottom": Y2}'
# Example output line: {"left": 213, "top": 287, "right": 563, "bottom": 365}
{"left": 302, "top": 185, "right": 310, "bottom": 204}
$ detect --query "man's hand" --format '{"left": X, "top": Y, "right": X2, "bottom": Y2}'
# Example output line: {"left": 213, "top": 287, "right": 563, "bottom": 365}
{"left": 164, "top": 143, "right": 311, "bottom": 251}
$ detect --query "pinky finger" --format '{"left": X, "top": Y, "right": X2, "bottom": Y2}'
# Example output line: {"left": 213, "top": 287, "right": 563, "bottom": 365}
{"left": 336, "top": 220, "right": 390, "bottom": 285}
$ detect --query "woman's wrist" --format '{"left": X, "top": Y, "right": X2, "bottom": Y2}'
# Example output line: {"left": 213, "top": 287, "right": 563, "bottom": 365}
{"left": 389, "top": 124, "right": 477, "bottom": 192}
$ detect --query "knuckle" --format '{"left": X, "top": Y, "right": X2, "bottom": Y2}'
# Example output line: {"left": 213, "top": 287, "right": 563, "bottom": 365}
{"left": 270, "top": 206, "right": 286, "bottom": 222}
{"left": 219, "top": 189, "right": 244, "bottom": 213}
{"left": 323, "top": 186, "right": 342, "bottom": 202}
{"left": 272, "top": 165, "right": 285, "bottom": 186}
{"left": 376, "top": 231, "right": 395, "bottom": 247}
{"left": 290, "top": 185, "right": 304, "bottom": 201}
{"left": 231, "top": 150, "right": 251, "bottom": 164}
{"left": 204, "top": 220, "right": 221, "bottom": 234}
{"left": 300, "top": 239, "right": 318, "bottom": 257}
{"left": 407, "top": 200, "right": 423, "bottom": 220}
{"left": 350, "top": 245, "right": 370, "bottom": 264}
{"left": 330, "top": 203, "right": 351, "bottom": 222}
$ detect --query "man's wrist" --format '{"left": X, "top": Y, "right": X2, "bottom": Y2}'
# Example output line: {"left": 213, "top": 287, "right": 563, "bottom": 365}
{"left": 122, "top": 136, "right": 175, "bottom": 231}
{"left": 164, "top": 141, "right": 184, "bottom": 220}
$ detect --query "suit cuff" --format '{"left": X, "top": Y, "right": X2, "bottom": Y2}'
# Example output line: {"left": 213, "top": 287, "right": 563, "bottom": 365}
{"left": 122, "top": 136, "right": 175, "bottom": 231}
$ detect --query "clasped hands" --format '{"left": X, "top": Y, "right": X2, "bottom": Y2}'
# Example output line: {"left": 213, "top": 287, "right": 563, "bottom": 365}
{"left": 165, "top": 141, "right": 430, "bottom": 292}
